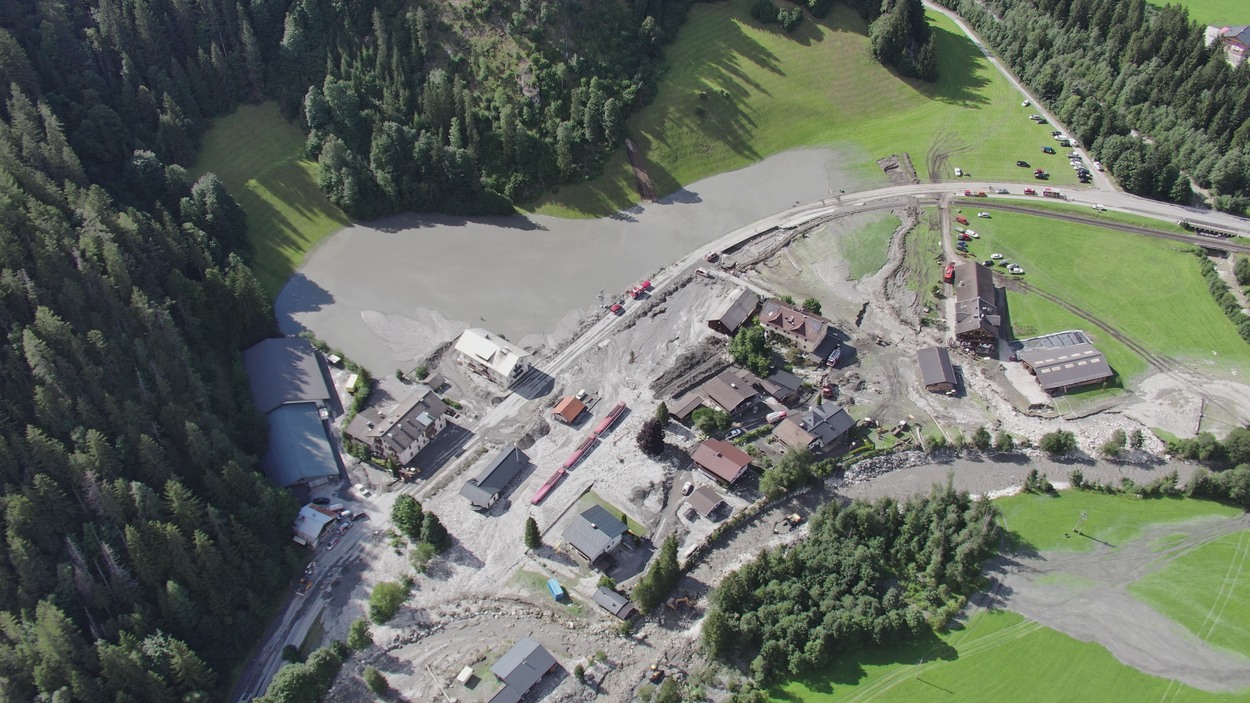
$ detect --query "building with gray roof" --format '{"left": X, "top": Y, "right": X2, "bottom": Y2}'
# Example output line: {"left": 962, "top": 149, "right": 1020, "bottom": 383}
{"left": 917, "top": 347, "right": 958, "bottom": 393}
{"left": 562, "top": 505, "right": 628, "bottom": 565}
{"left": 952, "top": 262, "right": 1000, "bottom": 346}
{"left": 701, "top": 371, "right": 758, "bottom": 414}
{"left": 460, "top": 445, "right": 529, "bottom": 511}
{"left": 242, "top": 337, "right": 340, "bottom": 489}
{"left": 685, "top": 485, "right": 725, "bottom": 519}
{"left": 1017, "top": 343, "right": 1113, "bottom": 394}
{"left": 774, "top": 403, "right": 855, "bottom": 451}
{"left": 591, "top": 587, "right": 639, "bottom": 619}
{"left": 707, "top": 288, "right": 760, "bottom": 336}
{"left": 488, "top": 637, "right": 557, "bottom": 703}
{"left": 346, "top": 387, "right": 449, "bottom": 465}
{"left": 242, "top": 337, "right": 331, "bottom": 415}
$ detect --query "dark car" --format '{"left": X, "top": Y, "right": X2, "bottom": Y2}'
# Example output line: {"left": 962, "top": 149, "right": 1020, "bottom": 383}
{"left": 1042, "top": 146, "right": 1056, "bottom": 154}
{"left": 983, "top": 260, "right": 994, "bottom": 267}
{"left": 1016, "top": 160, "right": 1030, "bottom": 167}
{"left": 1052, "top": 130, "right": 1062, "bottom": 136}
{"left": 312, "top": 497, "right": 331, "bottom": 505}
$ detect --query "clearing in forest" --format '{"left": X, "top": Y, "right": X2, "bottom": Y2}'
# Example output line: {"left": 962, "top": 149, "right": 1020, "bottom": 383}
{"left": 1151, "top": 0, "right": 1250, "bottom": 26}
{"left": 192, "top": 102, "right": 348, "bottom": 296}
{"left": 536, "top": 2, "right": 1069, "bottom": 217}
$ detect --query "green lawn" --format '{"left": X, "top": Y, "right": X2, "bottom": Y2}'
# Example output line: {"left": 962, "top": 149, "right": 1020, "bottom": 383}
{"left": 191, "top": 102, "right": 348, "bottom": 296}
{"left": 1151, "top": 0, "right": 1250, "bottom": 25}
{"left": 978, "top": 198, "right": 1190, "bottom": 234}
{"left": 1006, "top": 290, "right": 1147, "bottom": 383}
{"left": 1130, "top": 528, "right": 1250, "bottom": 658}
{"left": 535, "top": 2, "right": 1069, "bottom": 216}
{"left": 996, "top": 491, "right": 1241, "bottom": 553}
{"left": 840, "top": 214, "right": 901, "bottom": 280}
{"left": 577, "top": 490, "right": 650, "bottom": 537}
{"left": 776, "top": 609, "right": 1247, "bottom": 702}
{"left": 956, "top": 210, "right": 1250, "bottom": 374}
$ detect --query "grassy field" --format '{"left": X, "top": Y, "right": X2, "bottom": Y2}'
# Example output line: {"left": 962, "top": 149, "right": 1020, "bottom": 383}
{"left": 996, "top": 491, "right": 1241, "bottom": 553}
{"left": 1151, "top": 0, "right": 1250, "bottom": 25}
{"left": 955, "top": 210, "right": 1250, "bottom": 374}
{"left": 979, "top": 198, "right": 1191, "bottom": 234}
{"left": 777, "top": 609, "right": 1245, "bottom": 702}
{"left": 536, "top": 2, "right": 1068, "bottom": 216}
{"left": 191, "top": 102, "right": 347, "bottom": 296}
{"left": 840, "top": 214, "right": 901, "bottom": 280}
{"left": 1129, "top": 528, "right": 1250, "bottom": 658}
{"left": 1006, "top": 290, "right": 1147, "bottom": 383}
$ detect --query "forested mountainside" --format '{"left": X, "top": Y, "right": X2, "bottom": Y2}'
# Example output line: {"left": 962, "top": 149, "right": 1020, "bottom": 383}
{"left": 0, "top": 1, "right": 295, "bottom": 700}
{"left": 933, "top": 0, "right": 1250, "bottom": 213}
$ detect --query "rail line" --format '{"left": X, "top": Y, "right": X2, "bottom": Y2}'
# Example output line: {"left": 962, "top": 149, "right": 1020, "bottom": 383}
{"left": 961, "top": 201, "right": 1250, "bottom": 255}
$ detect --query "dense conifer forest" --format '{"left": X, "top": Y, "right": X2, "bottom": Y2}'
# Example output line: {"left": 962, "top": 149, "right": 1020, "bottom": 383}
{"left": 933, "top": 0, "right": 1250, "bottom": 212}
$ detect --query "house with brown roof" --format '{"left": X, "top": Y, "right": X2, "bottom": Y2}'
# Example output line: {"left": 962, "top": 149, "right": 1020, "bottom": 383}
{"left": 707, "top": 288, "right": 760, "bottom": 336}
{"left": 691, "top": 439, "right": 752, "bottom": 484}
{"left": 346, "top": 387, "right": 449, "bottom": 465}
{"left": 917, "top": 347, "right": 958, "bottom": 393}
{"left": 759, "top": 299, "right": 840, "bottom": 362}
{"left": 774, "top": 403, "right": 855, "bottom": 452}
{"left": 701, "top": 371, "right": 758, "bottom": 414}
{"left": 1017, "top": 343, "right": 1113, "bottom": 394}
{"left": 668, "top": 393, "right": 705, "bottom": 424}
{"left": 552, "top": 396, "right": 586, "bottom": 425}
{"left": 952, "top": 262, "right": 1000, "bottom": 346}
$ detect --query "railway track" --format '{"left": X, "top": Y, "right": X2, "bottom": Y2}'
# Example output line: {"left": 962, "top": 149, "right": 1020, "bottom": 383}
{"left": 961, "top": 201, "right": 1250, "bottom": 255}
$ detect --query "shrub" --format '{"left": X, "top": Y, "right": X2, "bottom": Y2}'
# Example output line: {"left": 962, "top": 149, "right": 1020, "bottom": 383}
{"left": 692, "top": 407, "right": 731, "bottom": 434}
{"left": 281, "top": 644, "right": 302, "bottom": 662}
{"left": 778, "top": 7, "right": 803, "bottom": 32}
{"left": 369, "top": 581, "right": 409, "bottom": 624}
{"left": 597, "top": 575, "right": 617, "bottom": 589}
{"left": 759, "top": 448, "right": 815, "bottom": 499}
{"left": 415, "top": 365, "right": 429, "bottom": 379}
{"left": 801, "top": 298, "right": 822, "bottom": 315}
{"left": 655, "top": 402, "right": 670, "bottom": 425}
{"left": 573, "top": 663, "right": 586, "bottom": 680}
{"left": 1100, "top": 429, "right": 1127, "bottom": 458}
{"left": 524, "top": 517, "right": 542, "bottom": 550}
{"left": 422, "top": 512, "right": 452, "bottom": 552}
{"left": 392, "top": 495, "right": 423, "bottom": 540}
{"left": 1129, "top": 428, "right": 1145, "bottom": 450}
{"left": 364, "top": 666, "right": 389, "bottom": 695}
{"left": 347, "top": 618, "right": 372, "bottom": 651}
{"left": 410, "top": 541, "right": 437, "bottom": 573}
{"left": 1039, "top": 430, "right": 1077, "bottom": 457}
{"left": 637, "top": 417, "right": 666, "bottom": 456}
{"left": 972, "top": 426, "right": 992, "bottom": 451}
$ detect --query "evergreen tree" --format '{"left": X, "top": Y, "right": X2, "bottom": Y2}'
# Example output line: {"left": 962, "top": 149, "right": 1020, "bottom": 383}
{"left": 392, "top": 495, "right": 424, "bottom": 540}
{"left": 524, "top": 517, "right": 542, "bottom": 550}
{"left": 421, "top": 512, "right": 451, "bottom": 552}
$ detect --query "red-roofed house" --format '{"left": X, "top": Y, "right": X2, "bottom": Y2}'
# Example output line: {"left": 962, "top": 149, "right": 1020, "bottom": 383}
{"left": 691, "top": 439, "right": 752, "bottom": 484}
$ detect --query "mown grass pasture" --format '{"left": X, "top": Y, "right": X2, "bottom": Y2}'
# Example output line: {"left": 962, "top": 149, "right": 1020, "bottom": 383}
{"left": 1152, "top": 0, "right": 1250, "bottom": 26}
{"left": 536, "top": 2, "right": 1069, "bottom": 217}
{"left": 192, "top": 102, "right": 348, "bottom": 296}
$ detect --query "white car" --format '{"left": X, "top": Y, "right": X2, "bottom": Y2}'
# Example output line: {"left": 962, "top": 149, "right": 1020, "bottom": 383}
{"left": 995, "top": 188, "right": 1009, "bottom": 194}
{"left": 726, "top": 428, "right": 744, "bottom": 439}
{"left": 977, "top": 212, "right": 990, "bottom": 218}
{"left": 1009, "top": 266, "right": 1025, "bottom": 275}
{"left": 991, "top": 253, "right": 1004, "bottom": 260}
{"left": 681, "top": 482, "right": 694, "bottom": 496}
{"left": 1094, "top": 161, "right": 1104, "bottom": 171}
{"left": 1022, "top": 99, "right": 1031, "bottom": 107}
{"left": 954, "top": 167, "right": 963, "bottom": 177}
{"left": 966, "top": 230, "right": 979, "bottom": 238}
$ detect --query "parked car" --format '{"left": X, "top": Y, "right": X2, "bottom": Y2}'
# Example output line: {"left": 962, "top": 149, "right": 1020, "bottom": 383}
{"left": 1094, "top": 161, "right": 1104, "bottom": 171}
{"left": 995, "top": 188, "right": 1009, "bottom": 194}
{"left": 991, "top": 253, "right": 1004, "bottom": 259}
{"left": 1009, "top": 266, "right": 1025, "bottom": 275}
{"left": 983, "top": 260, "right": 995, "bottom": 267}
{"left": 1022, "top": 99, "right": 1031, "bottom": 106}
{"left": 695, "top": 267, "right": 712, "bottom": 278}
{"left": 1041, "top": 146, "right": 1056, "bottom": 154}
{"left": 312, "top": 497, "right": 330, "bottom": 505}
{"left": 1051, "top": 130, "right": 1062, "bottom": 137}
{"left": 1016, "top": 160, "right": 1030, "bottom": 167}
{"left": 954, "top": 167, "right": 963, "bottom": 177}
{"left": 726, "top": 428, "right": 744, "bottom": 439}
{"left": 681, "top": 482, "right": 694, "bottom": 496}
{"left": 977, "top": 212, "right": 990, "bottom": 218}
{"left": 1023, "top": 188, "right": 1037, "bottom": 195}
{"left": 966, "top": 230, "right": 979, "bottom": 238}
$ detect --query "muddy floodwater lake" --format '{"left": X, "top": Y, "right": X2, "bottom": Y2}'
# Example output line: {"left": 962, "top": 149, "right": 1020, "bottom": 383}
{"left": 275, "top": 148, "right": 870, "bottom": 374}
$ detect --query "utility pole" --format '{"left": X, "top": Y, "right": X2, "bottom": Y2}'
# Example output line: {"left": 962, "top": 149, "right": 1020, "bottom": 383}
{"left": 1073, "top": 510, "right": 1088, "bottom": 535}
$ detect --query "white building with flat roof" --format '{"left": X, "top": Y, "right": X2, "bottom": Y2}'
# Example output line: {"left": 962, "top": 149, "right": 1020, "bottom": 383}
{"left": 454, "top": 328, "right": 531, "bottom": 387}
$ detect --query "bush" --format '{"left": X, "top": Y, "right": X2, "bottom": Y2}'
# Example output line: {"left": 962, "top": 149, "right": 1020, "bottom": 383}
{"left": 597, "top": 575, "right": 617, "bottom": 589}
{"left": 364, "top": 666, "right": 389, "bottom": 695}
{"left": 369, "top": 581, "right": 409, "bottom": 624}
{"left": 1039, "top": 430, "right": 1077, "bottom": 457}
{"left": 1069, "top": 469, "right": 1085, "bottom": 489}
{"left": 972, "top": 426, "right": 992, "bottom": 451}
{"left": 692, "top": 407, "right": 731, "bottom": 435}
{"left": 993, "top": 431, "right": 1015, "bottom": 453}
{"left": 524, "top": 517, "right": 542, "bottom": 550}
{"left": 778, "top": 7, "right": 803, "bottom": 32}
{"left": 281, "top": 644, "right": 302, "bottom": 662}
{"left": 409, "top": 541, "right": 437, "bottom": 573}
{"left": 415, "top": 365, "right": 429, "bottom": 379}
{"left": 422, "top": 512, "right": 452, "bottom": 552}
{"left": 392, "top": 495, "right": 424, "bottom": 540}
{"left": 801, "top": 298, "right": 822, "bottom": 315}
{"left": 655, "top": 402, "right": 670, "bottom": 425}
{"left": 1100, "top": 429, "right": 1127, "bottom": 459}
{"left": 573, "top": 663, "right": 586, "bottom": 680}
{"left": 637, "top": 417, "right": 666, "bottom": 456}
{"left": 759, "top": 447, "right": 815, "bottom": 499}
{"left": 347, "top": 618, "right": 372, "bottom": 651}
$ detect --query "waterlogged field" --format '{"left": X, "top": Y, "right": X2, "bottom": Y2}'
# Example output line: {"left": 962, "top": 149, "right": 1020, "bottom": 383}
{"left": 537, "top": 1, "right": 1066, "bottom": 216}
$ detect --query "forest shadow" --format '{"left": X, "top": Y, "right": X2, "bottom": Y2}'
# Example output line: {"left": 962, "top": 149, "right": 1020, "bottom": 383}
{"left": 772, "top": 628, "right": 959, "bottom": 700}
{"left": 906, "top": 24, "right": 992, "bottom": 108}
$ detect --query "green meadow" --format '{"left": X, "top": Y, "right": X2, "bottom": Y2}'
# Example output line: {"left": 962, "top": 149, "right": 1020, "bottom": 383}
{"left": 1152, "top": 0, "right": 1250, "bottom": 26}
{"left": 536, "top": 1, "right": 1066, "bottom": 216}
{"left": 192, "top": 102, "right": 348, "bottom": 296}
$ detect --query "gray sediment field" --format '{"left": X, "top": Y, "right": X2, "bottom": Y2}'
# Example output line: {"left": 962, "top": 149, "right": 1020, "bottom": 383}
{"left": 275, "top": 148, "right": 871, "bottom": 374}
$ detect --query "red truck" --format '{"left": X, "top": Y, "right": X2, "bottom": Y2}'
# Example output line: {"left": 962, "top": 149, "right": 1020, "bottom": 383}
{"left": 955, "top": 215, "right": 969, "bottom": 225}
{"left": 1042, "top": 188, "right": 1062, "bottom": 198}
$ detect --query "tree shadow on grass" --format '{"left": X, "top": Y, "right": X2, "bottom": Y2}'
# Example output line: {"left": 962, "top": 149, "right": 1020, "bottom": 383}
{"left": 905, "top": 23, "right": 992, "bottom": 108}
{"left": 770, "top": 628, "right": 960, "bottom": 700}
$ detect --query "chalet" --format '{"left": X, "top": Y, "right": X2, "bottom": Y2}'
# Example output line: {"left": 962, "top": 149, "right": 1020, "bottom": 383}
{"left": 917, "top": 347, "right": 958, "bottom": 393}
{"left": 591, "top": 587, "right": 639, "bottom": 619}
{"left": 685, "top": 485, "right": 726, "bottom": 519}
{"left": 701, "top": 371, "right": 758, "bottom": 414}
{"left": 562, "top": 505, "right": 628, "bottom": 565}
{"left": 707, "top": 288, "right": 760, "bottom": 335}
{"left": 460, "top": 445, "right": 529, "bottom": 511}
{"left": 774, "top": 403, "right": 855, "bottom": 451}
{"left": 759, "top": 299, "right": 840, "bottom": 362}
{"left": 291, "top": 504, "right": 338, "bottom": 547}
{"left": 1017, "top": 343, "right": 1114, "bottom": 394}
{"left": 691, "top": 439, "right": 752, "bottom": 484}
{"left": 488, "top": 638, "right": 557, "bottom": 703}
{"left": 758, "top": 368, "right": 804, "bottom": 405}
{"left": 668, "top": 393, "right": 705, "bottom": 424}
{"left": 1207, "top": 24, "right": 1250, "bottom": 67}
{"left": 952, "top": 262, "right": 1001, "bottom": 347}
{"left": 242, "top": 338, "right": 340, "bottom": 489}
{"left": 346, "top": 387, "right": 448, "bottom": 465}
{"left": 454, "top": 328, "right": 531, "bottom": 387}
{"left": 552, "top": 396, "right": 587, "bottom": 425}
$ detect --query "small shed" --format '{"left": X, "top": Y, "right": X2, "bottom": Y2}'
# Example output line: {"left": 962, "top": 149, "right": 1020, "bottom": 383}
{"left": 547, "top": 578, "right": 566, "bottom": 601}
{"left": 686, "top": 485, "right": 725, "bottom": 519}
{"left": 917, "top": 347, "right": 958, "bottom": 392}
{"left": 591, "top": 587, "right": 639, "bottom": 619}
{"left": 552, "top": 396, "right": 587, "bottom": 425}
